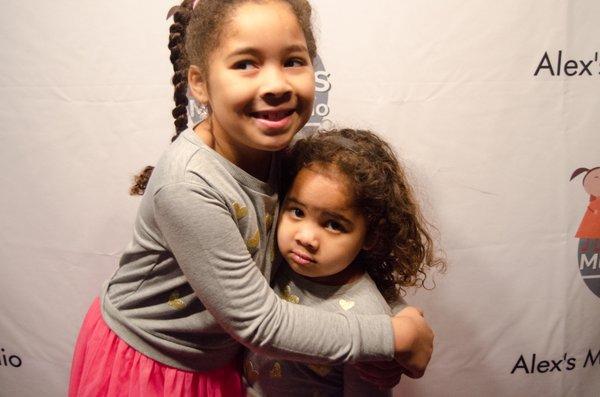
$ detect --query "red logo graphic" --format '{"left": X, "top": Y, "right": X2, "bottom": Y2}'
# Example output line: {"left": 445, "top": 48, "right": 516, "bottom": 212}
{"left": 571, "top": 166, "right": 600, "bottom": 298}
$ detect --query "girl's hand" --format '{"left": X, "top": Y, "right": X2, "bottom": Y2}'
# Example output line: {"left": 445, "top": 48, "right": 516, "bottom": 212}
{"left": 390, "top": 306, "right": 434, "bottom": 378}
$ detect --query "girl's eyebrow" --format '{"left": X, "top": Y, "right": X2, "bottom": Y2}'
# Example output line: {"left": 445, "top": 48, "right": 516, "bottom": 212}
{"left": 285, "top": 197, "right": 304, "bottom": 206}
{"left": 227, "top": 47, "right": 261, "bottom": 59}
{"left": 284, "top": 44, "right": 309, "bottom": 53}
{"left": 322, "top": 211, "right": 352, "bottom": 226}
{"left": 286, "top": 197, "right": 353, "bottom": 225}
{"left": 227, "top": 44, "right": 309, "bottom": 59}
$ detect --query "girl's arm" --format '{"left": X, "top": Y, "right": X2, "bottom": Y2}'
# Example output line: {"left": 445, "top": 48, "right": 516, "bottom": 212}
{"left": 154, "top": 181, "right": 396, "bottom": 364}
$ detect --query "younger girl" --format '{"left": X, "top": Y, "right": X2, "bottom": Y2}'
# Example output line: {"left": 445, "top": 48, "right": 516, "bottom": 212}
{"left": 245, "top": 128, "right": 444, "bottom": 396}
{"left": 69, "top": 1, "right": 434, "bottom": 396}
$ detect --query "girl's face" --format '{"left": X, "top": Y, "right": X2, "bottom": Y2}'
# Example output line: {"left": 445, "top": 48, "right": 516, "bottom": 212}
{"left": 277, "top": 165, "right": 369, "bottom": 283}
{"left": 584, "top": 168, "right": 600, "bottom": 197}
{"left": 189, "top": 1, "right": 315, "bottom": 164}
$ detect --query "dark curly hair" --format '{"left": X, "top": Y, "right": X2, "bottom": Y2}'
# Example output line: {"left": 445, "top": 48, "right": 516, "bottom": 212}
{"left": 284, "top": 128, "right": 446, "bottom": 302}
{"left": 131, "top": 0, "right": 317, "bottom": 195}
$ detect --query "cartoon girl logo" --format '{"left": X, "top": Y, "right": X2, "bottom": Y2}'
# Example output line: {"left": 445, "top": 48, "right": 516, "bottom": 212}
{"left": 571, "top": 166, "right": 600, "bottom": 298}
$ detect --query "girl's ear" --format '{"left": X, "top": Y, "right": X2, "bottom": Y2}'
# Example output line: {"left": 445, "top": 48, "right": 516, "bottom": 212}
{"left": 188, "top": 65, "right": 209, "bottom": 104}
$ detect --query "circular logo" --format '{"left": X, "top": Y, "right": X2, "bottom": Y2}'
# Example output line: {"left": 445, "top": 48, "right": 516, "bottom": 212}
{"left": 577, "top": 239, "right": 600, "bottom": 298}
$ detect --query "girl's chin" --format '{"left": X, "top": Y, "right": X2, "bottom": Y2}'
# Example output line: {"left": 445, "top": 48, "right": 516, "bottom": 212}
{"left": 256, "top": 135, "right": 296, "bottom": 151}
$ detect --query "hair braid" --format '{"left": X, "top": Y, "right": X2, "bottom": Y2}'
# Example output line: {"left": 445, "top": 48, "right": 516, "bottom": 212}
{"left": 169, "top": 0, "right": 194, "bottom": 141}
{"left": 130, "top": 0, "right": 194, "bottom": 196}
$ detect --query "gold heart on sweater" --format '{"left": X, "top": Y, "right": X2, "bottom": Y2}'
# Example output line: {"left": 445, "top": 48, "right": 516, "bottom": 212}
{"left": 233, "top": 202, "right": 248, "bottom": 220}
{"left": 269, "top": 362, "right": 283, "bottom": 378}
{"left": 246, "top": 230, "right": 260, "bottom": 253}
{"left": 243, "top": 358, "right": 259, "bottom": 383}
{"left": 339, "top": 299, "right": 355, "bottom": 311}
{"left": 168, "top": 291, "right": 186, "bottom": 310}
{"left": 265, "top": 213, "right": 274, "bottom": 232}
{"left": 281, "top": 284, "right": 300, "bottom": 304}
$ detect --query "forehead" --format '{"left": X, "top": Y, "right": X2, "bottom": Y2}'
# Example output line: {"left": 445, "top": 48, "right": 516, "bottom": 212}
{"left": 289, "top": 166, "right": 355, "bottom": 211}
{"left": 218, "top": 1, "right": 306, "bottom": 51}
{"left": 584, "top": 168, "right": 600, "bottom": 183}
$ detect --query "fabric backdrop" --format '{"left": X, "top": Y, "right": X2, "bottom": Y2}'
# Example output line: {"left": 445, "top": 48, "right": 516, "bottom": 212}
{"left": 1, "top": 1, "right": 598, "bottom": 396}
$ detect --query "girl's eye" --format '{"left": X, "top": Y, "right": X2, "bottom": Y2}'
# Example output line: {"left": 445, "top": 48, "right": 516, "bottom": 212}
{"left": 325, "top": 220, "right": 345, "bottom": 233}
{"left": 233, "top": 60, "right": 256, "bottom": 70}
{"left": 290, "top": 208, "right": 304, "bottom": 218}
{"left": 284, "top": 58, "right": 306, "bottom": 68}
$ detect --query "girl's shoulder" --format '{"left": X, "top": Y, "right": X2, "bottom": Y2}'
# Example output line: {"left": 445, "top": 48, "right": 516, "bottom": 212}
{"left": 149, "top": 129, "right": 276, "bottom": 202}
{"left": 341, "top": 273, "right": 392, "bottom": 316}
{"left": 150, "top": 129, "right": 227, "bottom": 190}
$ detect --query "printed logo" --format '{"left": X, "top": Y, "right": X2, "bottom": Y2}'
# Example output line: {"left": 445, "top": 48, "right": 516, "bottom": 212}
{"left": 0, "top": 347, "right": 23, "bottom": 369}
{"left": 305, "top": 55, "right": 332, "bottom": 130}
{"left": 534, "top": 51, "right": 600, "bottom": 77}
{"left": 186, "top": 55, "right": 332, "bottom": 131}
{"left": 511, "top": 349, "right": 600, "bottom": 374}
{"left": 570, "top": 166, "right": 600, "bottom": 298}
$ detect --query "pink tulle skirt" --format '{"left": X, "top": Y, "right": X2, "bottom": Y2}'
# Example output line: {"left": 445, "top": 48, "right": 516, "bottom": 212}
{"left": 69, "top": 298, "right": 245, "bottom": 397}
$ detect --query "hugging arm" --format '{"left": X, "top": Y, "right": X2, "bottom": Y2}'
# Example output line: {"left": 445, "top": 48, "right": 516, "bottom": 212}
{"left": 154, "top": 182, "right": 395, "bottom": 364}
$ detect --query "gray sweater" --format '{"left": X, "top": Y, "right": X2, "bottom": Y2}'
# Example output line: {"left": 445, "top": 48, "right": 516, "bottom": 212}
{"left": 101, "top": 128, "right": 394, "bottom": 371}
{"left": 245, "top": 264, "right": 394, "bottom": 397}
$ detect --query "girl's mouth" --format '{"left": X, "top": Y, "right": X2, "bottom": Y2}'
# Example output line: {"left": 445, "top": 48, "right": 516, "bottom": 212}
{"left": 290, "top": 251, "right": 315, "bottom": 266}
{"left": 251, "top": 109, "right": 294, "bottom": 121}
{"left": 251, "top": 109, "right": 295, "bottom": 131}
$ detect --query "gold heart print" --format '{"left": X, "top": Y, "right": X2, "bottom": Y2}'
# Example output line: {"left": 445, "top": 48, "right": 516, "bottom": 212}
{"left": 233, "top": 202, "right": 248, "bottom": 220}
{"left": 243, "top": 358, "right": 259, "bottom": 383}
{"left": 339, "top": 299, "right": 355, "bottom": 311}
{"left": 246, "top": 230, "right": 260, "bottom": 253}
{"left": 265, "top": 212, "right": 274, "bottom": 232}
{"left": 281, "top": 284, "right": 300, "bottom": 304}
{"left": 269, "top": 362, "right": 283, "bottom": 378}
{"left": 168, "top": 291, "right": 186, "bottom": 310}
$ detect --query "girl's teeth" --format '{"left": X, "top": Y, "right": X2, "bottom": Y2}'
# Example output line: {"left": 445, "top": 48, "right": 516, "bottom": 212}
{"left": 257, "top": 111, "right": 290, "bottom": 121}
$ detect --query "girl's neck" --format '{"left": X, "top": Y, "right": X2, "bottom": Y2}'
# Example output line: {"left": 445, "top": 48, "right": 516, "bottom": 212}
{"left": 194, "top": 120, "right": 272, "bottom": 181}
{"left": 301, "top": 260, "right": 365, "bottom": 287}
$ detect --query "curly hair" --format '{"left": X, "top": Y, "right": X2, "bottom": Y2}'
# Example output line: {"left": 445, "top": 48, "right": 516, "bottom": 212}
{"left": 131, "top": 0, "right": 317, "bottom": 195}
{"left": 284, "top": 128, "right": 446, "bottom": 302}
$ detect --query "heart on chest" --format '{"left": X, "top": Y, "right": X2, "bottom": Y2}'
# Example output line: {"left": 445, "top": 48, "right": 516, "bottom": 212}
{"left": 338, "top": 298, "right": 355, "bottom": 311}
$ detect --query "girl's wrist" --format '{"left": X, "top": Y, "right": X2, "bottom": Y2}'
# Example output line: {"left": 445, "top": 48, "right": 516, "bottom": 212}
{"left": 390, "top": 315, "right": 416, "bottom": 354}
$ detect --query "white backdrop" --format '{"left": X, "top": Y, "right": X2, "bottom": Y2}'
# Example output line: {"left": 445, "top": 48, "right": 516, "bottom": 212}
{"left": 1, "top": 1, "right": 599, "bottom": 396}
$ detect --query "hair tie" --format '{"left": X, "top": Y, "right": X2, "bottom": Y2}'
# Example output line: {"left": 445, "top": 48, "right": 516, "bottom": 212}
{"left": 166, "top": 1, "right": 197, "bottom": 20}
{"left": 166, "top": 6, "right": 180, "bottom": 19}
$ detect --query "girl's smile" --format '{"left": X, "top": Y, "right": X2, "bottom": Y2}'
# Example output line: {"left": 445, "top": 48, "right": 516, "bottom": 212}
{"left": 251, "top": 108, "right": 296, "bottom": 131}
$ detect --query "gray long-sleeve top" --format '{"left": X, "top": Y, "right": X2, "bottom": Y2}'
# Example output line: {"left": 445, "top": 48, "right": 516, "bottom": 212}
{"left": 101, "top": 128, "right": 394, "bottom": 371}
{"left": 245, "top": 264, "right": 395, "bottom": 397}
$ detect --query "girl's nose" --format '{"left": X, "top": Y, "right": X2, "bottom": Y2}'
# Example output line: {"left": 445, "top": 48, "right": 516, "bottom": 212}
{"left": 295, "top": 227, "right": 319, "bottom": 251}
{"left": 260, "top": 66, "right": 292, "bottom": 103}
